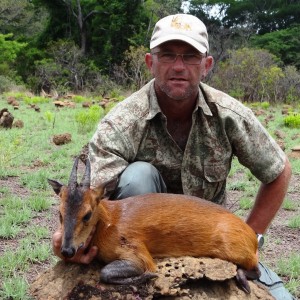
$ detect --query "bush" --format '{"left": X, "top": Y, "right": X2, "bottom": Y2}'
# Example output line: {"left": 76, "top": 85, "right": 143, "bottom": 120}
{"left": 284, "top": 114, "right": 300, "bottom": 128}
{"left": 210, "top": 47, "right": 300, "bottom": 103}
{"left": 75, "top": 105, "right": 104, "bottom": 133}
{"left": 0, "top": 76, "right": 14, "bottom": 93}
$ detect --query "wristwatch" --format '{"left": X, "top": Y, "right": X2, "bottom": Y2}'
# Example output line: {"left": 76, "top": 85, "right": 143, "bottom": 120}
{"left": 256, "top": 233, "right": 264, "bottom": 249}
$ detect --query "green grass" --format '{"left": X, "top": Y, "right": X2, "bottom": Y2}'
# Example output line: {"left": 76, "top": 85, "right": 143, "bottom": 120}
{"left": 239, "top": 197, "right": 254, "bottom": 210}
{"left": 0, "top": 94, "right": 100, "bottom": 298}
{"left": 0, "top": 276, "right": 31, "bottom": 300}
{"left": 287, "top": 215, "right": 300, "bottom": 228}
{"left": 282, "top": 198, "right": 298, "bottom": 211}
{"left": 276, "top": 252, "right": 300, "bottom": 296}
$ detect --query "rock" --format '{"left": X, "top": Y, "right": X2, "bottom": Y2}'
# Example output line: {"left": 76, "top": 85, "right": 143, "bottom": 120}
{"left": 82, "top": 102, "right": 92, "bottom": 108}
{"left": 289, "top": 145, "right": 300, "bottom": 159}
{"left": 0, "top": 108, "right": 14, "bottom": 129}
{"left": 274, "top": 130, "right": 285, "bottom": 140}
{"left": 13, "top": 119, "right": 24, "bottom": 128}
{"left": 52, "top": 133, "right": 72, "bottom": 145}
{"left": 30, "top": 257, "right": 274, "bottom": 300}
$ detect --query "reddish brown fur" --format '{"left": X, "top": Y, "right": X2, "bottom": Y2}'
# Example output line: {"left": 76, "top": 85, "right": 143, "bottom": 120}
{"left": 58, "top": 188, "right": 259, "bottom": 274}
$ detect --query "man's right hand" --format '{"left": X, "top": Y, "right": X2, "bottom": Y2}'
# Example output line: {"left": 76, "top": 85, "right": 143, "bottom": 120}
{"left": 52, "top": 227, "right": 98, "bottom": 264}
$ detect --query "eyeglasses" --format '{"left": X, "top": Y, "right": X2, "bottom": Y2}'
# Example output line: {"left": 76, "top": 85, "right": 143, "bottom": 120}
{"left": 152, "top": 52, "right": 205, "bottom": 65}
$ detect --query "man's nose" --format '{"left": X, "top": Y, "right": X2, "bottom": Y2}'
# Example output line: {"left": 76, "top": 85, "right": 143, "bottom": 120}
{"left": 173, "top": 55, "right": 185, "bottom": 68}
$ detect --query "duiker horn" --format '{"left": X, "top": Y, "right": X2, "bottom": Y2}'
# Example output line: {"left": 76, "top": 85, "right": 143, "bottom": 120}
{"left": 80, "top": 158, "right": 91, "bottom": 189}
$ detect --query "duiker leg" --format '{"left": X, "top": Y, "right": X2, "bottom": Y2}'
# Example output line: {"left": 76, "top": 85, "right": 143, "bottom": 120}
{"left": 100, "top": 260, "right": 157, "bottom": 284}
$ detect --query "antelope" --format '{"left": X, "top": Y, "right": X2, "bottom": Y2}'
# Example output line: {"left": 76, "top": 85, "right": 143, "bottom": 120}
{"left": 48, "top": 157, "right": 260, "bottom": 293}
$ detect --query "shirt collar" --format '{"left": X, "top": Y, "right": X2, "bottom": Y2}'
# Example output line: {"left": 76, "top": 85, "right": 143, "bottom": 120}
{"left": 146, "top": 79, "right": 212, "bottom": 120}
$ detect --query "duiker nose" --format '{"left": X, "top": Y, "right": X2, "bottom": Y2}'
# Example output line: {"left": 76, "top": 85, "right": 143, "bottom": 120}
{"left": 61, "top": 246, "right": 76, "bottom": 258}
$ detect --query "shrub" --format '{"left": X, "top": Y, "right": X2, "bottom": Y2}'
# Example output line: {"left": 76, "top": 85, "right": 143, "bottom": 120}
{"left": 0, "top": 76, "right": 14, "bottom": 93}
{"left": 284, "top": 114, "right": 300, "bottom": 128}
{"left": 44, "top": 111, "right": 54, "bottom": 123}
{"left": 210, "top": 47, "right": 300, "bottom": 103}
{"left": 75, "top": 105, "right": 104, "bottom": 133}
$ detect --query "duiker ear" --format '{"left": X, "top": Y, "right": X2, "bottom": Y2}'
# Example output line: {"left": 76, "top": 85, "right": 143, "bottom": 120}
{"left": 48, "top": 179, "right": 64, "bottom": 195}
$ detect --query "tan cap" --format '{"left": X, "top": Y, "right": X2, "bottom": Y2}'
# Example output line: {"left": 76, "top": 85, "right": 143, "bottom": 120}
{"left": 150, "top": 14, "right": 209, "bottom": 54}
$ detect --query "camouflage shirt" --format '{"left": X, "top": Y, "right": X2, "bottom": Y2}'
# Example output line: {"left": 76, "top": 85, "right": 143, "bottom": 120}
{"left": 89, "top": 79, "right": 286, "bottom": 204}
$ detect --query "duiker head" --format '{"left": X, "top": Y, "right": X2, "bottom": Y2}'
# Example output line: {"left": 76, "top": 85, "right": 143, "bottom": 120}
{"left": 48, "top": 157, "right": 104, "bottom": 258}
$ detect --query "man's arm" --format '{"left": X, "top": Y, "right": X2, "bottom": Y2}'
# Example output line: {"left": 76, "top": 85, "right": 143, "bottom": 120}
{"left": 246, "top": 158, "right": 292, "bottom": 234}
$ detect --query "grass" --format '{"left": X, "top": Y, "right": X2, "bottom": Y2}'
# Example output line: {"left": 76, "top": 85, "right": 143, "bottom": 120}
{"left": 277, "top": 253, "right": 300, "bottom": 296}
{"left": 283, "top": 198, "right": 298, "bottom": 211}
{"left": 0, "top": 93, "right": 100, "bottom": 299}
{"left": 0, "top": 96, "right": 300, "bottom": 298}
{"left": 287, "top": 215, "right": 300, "bottom": 228}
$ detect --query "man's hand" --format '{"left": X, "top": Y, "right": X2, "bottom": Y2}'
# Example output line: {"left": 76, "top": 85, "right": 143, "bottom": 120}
{"left": 52, "top": 227, "right": 98, "bottom": 264}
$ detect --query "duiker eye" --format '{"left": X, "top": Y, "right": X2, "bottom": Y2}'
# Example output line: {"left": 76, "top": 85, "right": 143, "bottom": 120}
{"left": 83, "top": 211, "right": 92, "bottom": 222}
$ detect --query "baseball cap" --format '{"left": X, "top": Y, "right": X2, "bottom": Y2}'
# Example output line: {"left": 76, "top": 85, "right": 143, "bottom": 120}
{"left": 150, "top": 14, "right": 209, "bottom": 54}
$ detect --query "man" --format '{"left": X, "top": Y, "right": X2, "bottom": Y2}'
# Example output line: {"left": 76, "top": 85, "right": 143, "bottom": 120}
{"left": 53, "top": 14, "right": 293, "bottom": 299}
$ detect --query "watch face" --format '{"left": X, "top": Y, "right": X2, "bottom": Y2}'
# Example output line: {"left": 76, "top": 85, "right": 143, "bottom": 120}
{"left": 257, "top": 234, "right": 264, "bottom": 249}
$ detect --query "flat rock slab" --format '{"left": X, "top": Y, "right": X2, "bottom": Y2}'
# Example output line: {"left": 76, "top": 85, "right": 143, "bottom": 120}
{"left": 30, "top": 257, "right": 274, "bottom": 300}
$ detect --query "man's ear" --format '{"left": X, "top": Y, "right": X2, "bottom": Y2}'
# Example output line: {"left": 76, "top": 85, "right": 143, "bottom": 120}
{"left": 48, "top": 179, "right": 64, "bottom": 195}
{"left": 204, "top": 56, "right": 214, "bottom": 75}
{"left": 145, "top": 53, "right": 153, "bottom": 72}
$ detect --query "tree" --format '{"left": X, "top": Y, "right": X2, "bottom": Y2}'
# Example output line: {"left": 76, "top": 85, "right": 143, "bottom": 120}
{"left": 0, "top": 0, "right": 48, "bottom": 38}
{"left": 251, "top": 25, "right": 300, "bottom": 70}
{"left": 209, "top": 47, "right": 300, "bottom": 103}
{"left": 143, "top": 0, "right": 184, "bottom": 43}
{"left": 187, "top": 0, "right": 300, "bottom": 69}
{"left": 0, "top": 33, "right": 27, "bottom": 78}
{"left": 60, "top": 0, "right": 99, "bottom": 55}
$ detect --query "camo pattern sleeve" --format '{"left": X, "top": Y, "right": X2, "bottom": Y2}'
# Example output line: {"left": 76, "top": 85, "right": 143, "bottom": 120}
{"left": 88, "top": 80, "right": 156, "bottom": 188}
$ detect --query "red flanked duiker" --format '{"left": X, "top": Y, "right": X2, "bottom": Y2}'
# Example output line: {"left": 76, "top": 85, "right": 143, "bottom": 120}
{"left": 48, "top": 157, "right": 260, "bottom": 293}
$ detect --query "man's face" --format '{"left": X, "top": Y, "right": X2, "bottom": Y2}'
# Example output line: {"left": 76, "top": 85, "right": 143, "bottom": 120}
{"left": 145, "top": 41, "right": 212, "bottom": 101}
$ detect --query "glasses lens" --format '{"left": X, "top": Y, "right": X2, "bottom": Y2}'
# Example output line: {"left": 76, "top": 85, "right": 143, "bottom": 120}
{"left": 183, "top": 54, "right": 202, "bottom": 65}
{"left": 154, "top": 52, "right": 203, "bottom": 65}
{"left": 158, "top": 53, "right": 177, "bottom": 63}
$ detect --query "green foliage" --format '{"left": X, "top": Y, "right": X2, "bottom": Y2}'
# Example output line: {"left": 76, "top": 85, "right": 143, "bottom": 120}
{"left": 251, "top": 25, "right": 300, "bottom": 70}
{"left": 277, "top": 252, "right": 300, "bottom": 279}
{"left": 0, "top": 34, "right": 27, "bottom": 81}
{"left": 72, "top": 95, "right": 88, "bottom": 103}
{"left": 0, "top": 34, "right": 27, "bottom": 64}
{"left": 239, "top": 197, "right": 254, "bottom": 210}
{"left": 44, "top": 111, "right": 54, "bottom": 122}
{"left": 0, "top": 75, "right": 15, "bottom": 93}
{"left": 0, "top": 276, "right": 30, "bottom": 300}
{"left": 210, "top": 47, "right": 300, "bottom": 103}
{"left": 23, "top": 95, "right": 50, "bottom": 105}
{"left": 113, "top": 45, "right": 152, "bottom": 89}
{"left": 75, "top": 105, "right": 104, "bottom": 133}
{"left": 283, "top": 199, "right": 298, "bottom": 211}
{"left": 284, "top": 114, "right": 300, "bottom": 128}
{"left": 20, "top": 169, "right": 53, "bottom": 190}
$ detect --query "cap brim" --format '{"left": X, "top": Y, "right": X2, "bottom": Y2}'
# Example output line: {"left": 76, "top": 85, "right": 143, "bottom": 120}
{"left": 150, "top": 34, "right": 207, "bottom": 54}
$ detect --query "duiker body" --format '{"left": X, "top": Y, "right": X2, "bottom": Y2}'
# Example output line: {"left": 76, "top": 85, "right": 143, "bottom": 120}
{"left": 49, "top": 157, "right": 260, "bottom": 293}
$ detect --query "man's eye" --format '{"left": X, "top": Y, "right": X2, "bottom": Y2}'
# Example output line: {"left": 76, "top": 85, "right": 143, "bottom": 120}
{"left": 160, "top": 53, "right": 175, "bottom": 59}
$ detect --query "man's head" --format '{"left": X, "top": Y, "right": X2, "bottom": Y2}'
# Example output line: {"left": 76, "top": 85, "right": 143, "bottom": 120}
{"left": 150, "top": 14, "right": 209, "bottom": 55}
{"left": 146, "top": 14, "right": 213, "bottom": 102}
